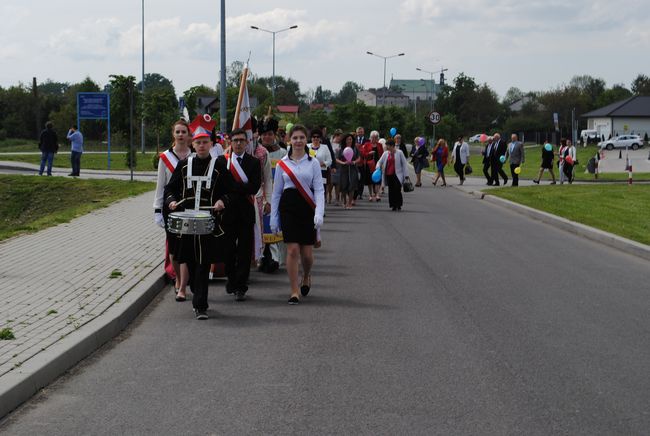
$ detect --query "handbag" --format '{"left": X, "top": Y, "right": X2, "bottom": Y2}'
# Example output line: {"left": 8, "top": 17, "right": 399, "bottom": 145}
{"left": 402, "top": 177, "right": 414, "bottom": 192}
{"left": 464, "top": 164, "right": 473, "bottom": 175}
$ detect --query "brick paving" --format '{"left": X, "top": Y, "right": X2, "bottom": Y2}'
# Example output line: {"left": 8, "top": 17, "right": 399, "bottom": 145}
{"left": 0, "top": 191, "right": 164, "bottom": 378}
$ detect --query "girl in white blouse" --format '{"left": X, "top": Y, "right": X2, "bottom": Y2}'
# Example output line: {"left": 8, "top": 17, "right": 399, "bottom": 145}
{"left": 270, "top": 125, "right": 325, "bottom": 304}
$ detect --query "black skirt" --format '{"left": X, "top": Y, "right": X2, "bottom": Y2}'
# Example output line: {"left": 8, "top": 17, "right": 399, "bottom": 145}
{"left": 280, "top": 189, "right": 316, "bottom": 245}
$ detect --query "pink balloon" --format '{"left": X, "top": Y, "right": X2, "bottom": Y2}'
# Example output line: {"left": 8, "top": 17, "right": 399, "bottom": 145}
{"left": 480, "top": 134, "right": 488, "bottom": 142}
{"left": 343, "top": 146, "right": 354, "bottom": 162}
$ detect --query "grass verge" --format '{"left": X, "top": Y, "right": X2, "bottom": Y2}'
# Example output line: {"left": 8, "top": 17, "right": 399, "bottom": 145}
{"left": 487, "top": 185, "right": 650, "bottom": 245}
{"left": 0, "top": 152, "right": 157, "bottom": 171}
{"left": 0, "top": 175, "right": 154, "bottom": 241}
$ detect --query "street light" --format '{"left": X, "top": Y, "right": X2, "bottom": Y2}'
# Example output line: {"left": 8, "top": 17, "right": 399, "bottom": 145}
{"left": 366, "top": 51, "right": 405, "bottom": 89}
{"left": 250, "top": 25, "right": 298, "bottom": 102}
{"left": 417, "top": 66, "right": 447, "bottom": 142}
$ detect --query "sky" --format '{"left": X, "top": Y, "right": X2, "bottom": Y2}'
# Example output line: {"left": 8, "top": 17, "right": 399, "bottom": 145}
{"left": 1, "top": 0, "right": 649, "bottom": 99}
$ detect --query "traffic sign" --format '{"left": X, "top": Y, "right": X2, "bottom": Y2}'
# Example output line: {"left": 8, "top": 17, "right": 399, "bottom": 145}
{"left": 78, "top": 92, "right": 109, "bottom": 119}
{"left": 427, "top": 111, "right": 441, "bottom": 125}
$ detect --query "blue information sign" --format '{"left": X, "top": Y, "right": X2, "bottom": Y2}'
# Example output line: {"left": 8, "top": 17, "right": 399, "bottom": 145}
{"left": 78, "top": 93, "right": 110, "bottom": 119}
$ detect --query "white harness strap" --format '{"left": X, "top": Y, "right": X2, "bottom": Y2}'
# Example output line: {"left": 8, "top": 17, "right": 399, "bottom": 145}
{"left": 186, "top": 156, "right": 218, "bottom": 210}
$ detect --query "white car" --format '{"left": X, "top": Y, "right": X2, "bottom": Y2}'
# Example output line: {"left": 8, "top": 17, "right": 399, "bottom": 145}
{"left": 469, "top": 134, "right": 482, "bottom": 143}
{"left": 599, "top": 135, "right": 644, "bottom": 150}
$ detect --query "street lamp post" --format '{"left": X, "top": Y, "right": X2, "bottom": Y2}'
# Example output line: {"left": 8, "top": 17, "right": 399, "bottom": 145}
{"left": 141, "top": 0, "right": 145, "bottom": 153}
{"left": 367, "top": 51, "right": 405, "bottom": 89}
{"left": 250, "top": 25, "right": 298, "bottom": 102}
{"left": 417, "top": 66, "right": 447, "bottom": 142}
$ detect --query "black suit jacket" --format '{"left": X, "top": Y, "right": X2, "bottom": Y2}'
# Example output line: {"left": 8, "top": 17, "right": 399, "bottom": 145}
{"left": 491, "top": 139, "right": 507, "bottom": 164}
{"left": 215, "top": 154, "right": 261, "bottom": 225}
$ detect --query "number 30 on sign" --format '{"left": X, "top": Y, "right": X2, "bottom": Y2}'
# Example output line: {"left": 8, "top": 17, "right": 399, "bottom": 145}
{"left": 428, "top": 111, "right": 441, "bottom": 125}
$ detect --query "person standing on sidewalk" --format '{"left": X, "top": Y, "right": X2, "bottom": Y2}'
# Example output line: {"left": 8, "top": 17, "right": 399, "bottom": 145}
{"left": 154, "top": 120, "right": 192, "bottom": 300}
{"left": 165, "top": 116, "right": 227, "bottom": 320}
{"left": 450, "top": 135, "right": 470, "bottom": 185}
{"left": 490, "top": 133, "right": 508, "bottom": 186}
{"left": 533, "top": 143, "right": 557, "bottom": 184}
{"left": 482, "top": 136, "right": 494, "bottom": 185}
{"left": 38, "top": 121, "right": 58, "bottom": 176}
{"left": 507, "top": 133, "right": 525, "bottom": 186}
{"left": 66, "top": 126, "right": 83, "bottom": 176}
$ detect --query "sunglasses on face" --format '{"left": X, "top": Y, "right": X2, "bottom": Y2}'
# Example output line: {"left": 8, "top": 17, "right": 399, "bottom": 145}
{"left": 312, "top": 136, "right": 321, "bottom": 139}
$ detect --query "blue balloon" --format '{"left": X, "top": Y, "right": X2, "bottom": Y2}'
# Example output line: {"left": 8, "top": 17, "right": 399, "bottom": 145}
{"left": 389, "top": 127, "right": 397, "bottom": 137}
{"left": 499, "top": 155, "right": 506, "bottom": 163}
{"left": 544, "top": 143, "right": 553, "bottom": 151}
{"left": 371, "top": 168, "right": 382, "bottom": 183}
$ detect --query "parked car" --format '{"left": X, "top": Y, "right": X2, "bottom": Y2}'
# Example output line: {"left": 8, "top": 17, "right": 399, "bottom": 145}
{"left": 469, "top": 134, "right": 482, "bottom": 143}
{"left": 598, "top": 135, "right": 644, "bottom": 150}
{"left": 580, "top": 129, "right": 601, "bottom": 145}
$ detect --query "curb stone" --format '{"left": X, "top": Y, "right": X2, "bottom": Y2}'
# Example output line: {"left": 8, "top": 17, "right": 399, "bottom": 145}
{"left": 0, "top": 267, "right": 166, "bottom": 419}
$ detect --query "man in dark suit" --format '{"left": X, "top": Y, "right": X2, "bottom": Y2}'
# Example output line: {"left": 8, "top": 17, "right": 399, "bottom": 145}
{"left": 482, "top": 136, "right": 494, "bottom": 185}
{"left": 216, "top": 128, "right": 261, "bottom": 301}
{"left": 490, "top": 132, "right": 508, "bottom": 186}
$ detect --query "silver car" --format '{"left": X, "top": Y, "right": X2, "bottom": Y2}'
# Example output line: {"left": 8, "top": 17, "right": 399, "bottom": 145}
{"left": 599, "top": 135, "right": 644, "bottom": 150}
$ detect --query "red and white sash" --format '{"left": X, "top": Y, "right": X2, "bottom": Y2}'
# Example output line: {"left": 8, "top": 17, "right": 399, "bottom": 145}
{"left": 227, "top": 153, "right": 249, "bottom": 184}
{"left": 277, "top": 159, "right": 316, "bottom": 210}
{"left": 160, "top": 150, "right": 179, "bottom": 173}
{"left": 226, "top": 153, "right": 262, "bottom": 258}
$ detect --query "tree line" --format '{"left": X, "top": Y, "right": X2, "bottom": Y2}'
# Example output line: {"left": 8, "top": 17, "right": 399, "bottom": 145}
{"left": 1, "top": 62, "right": 649, "bottom": 149}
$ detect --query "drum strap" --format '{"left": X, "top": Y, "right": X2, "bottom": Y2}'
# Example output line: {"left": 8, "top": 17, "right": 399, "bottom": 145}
{"left": 186, "top": 156, "right": 219, "bottom": 210}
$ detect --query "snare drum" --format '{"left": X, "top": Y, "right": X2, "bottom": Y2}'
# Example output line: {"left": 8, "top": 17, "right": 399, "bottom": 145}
{"left": 167, "top": 210, "right": 215, "bottom": 235}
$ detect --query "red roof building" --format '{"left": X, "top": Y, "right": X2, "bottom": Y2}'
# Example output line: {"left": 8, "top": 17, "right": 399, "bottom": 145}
{"left": 277, "top": 105, "right": 300, "bottom": 115}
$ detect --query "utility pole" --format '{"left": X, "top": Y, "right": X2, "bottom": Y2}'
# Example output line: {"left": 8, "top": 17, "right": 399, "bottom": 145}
{"left": 220, "top": 0, "right": 227, "bottom": 132}
{"left": 250, "top": 25, "right": 298, "bottom": 103}
{"left": 141, "top": 0, "right": 145, "bottom": 153}
{"left": 367, "top": 51, "right": 405, "bottom": 89}
{"left": 33, "top": 77, "right": 40, "bottom": 138}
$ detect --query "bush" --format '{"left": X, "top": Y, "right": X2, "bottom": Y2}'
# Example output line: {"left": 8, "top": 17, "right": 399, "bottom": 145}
{"left": 152, "top": 153, "right": 160, "bottom": 170}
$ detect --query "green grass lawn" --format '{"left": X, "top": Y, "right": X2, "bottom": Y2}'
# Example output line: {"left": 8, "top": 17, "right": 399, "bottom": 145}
{"left": 487, "top": 185, "right": 650, "bottom": 245}
{"left": 0, "top": 138, "right": 155, "bottom": 153}
{"left": 0, "top": 175, "right": 154, "bottom": 241}
{"left": 0, "top": 152, "right": 158, "bottom": 171}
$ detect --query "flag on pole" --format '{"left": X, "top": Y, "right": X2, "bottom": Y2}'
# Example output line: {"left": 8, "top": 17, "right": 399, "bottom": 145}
{"left": 232, "top": 63, "right": 255, "bottom": 155}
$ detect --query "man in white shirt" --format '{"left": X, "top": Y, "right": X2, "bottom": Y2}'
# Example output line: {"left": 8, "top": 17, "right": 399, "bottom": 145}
{"left": 451, "top": 135, "right": 470, "bottom": 185}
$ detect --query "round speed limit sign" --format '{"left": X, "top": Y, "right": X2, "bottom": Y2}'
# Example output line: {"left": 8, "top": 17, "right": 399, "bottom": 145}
{"left": 428, "top": 111, "right": 441, "bottom": 125}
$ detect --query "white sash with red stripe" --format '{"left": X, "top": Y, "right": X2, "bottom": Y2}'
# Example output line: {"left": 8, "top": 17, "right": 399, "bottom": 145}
{"left": 277, "top": 159, "right": 316, "bottom": 210}
{"left": 159, "top": 150, "right": 179, "bottom": 173}
{"left": 228, "top": 154, "right": 249, "bottom": 184}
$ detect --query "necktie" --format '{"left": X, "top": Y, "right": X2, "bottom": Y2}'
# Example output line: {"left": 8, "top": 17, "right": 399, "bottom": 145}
{"left": 237, "top": 157, "right": 242, "bottom": 164}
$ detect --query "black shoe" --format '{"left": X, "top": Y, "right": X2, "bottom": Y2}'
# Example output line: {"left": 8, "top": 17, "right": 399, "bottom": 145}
{"left": 68, "top": 173, "right": 74, "bottom": 176}
{"left": 397, "top": 207, "right": 402, "bottom": 211}
{"left": 267, "top": 260, "right": 279, "bottom": 273}
{"left": 225, "top": 282, "right": 234, "bottom": 294}
{"left": 532, "top": 179, "right": 539, "bottom": 184}
{"left": 194, "top": 309, "right": 208, "bottom": 320}
{"left": 391, "top": 207, "right": 397, "bottom": 211}
{"left": 235, "top": 291, "right": 247, "bottom": 301}
{"left": 288, "top": 297, "right": 299, "bottom": 305}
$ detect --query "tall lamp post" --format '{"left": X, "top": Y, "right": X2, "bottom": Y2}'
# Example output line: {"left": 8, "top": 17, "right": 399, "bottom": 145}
{"left": 417, "top": 66, "right": 447, "bottom": 142}
{"left": 250, "top": 25, "right": 298, "bottom": 102}
{"left": 219, "top": 0, "right": 227, "bottom": 132}
{"left": 141, "top": 0, "right": 145, "bottom": 153}
{"left": 367, "top": 51, "right": 405, "bottom": 89}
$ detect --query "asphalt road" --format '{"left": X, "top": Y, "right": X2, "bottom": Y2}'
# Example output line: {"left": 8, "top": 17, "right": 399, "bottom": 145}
{"left": 2, "top": 184, "right": 649, "bottom": 435}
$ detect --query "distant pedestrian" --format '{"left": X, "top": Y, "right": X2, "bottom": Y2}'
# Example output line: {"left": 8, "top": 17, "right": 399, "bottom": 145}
{"left": 376, "top": 138, "right": 408, "bottom": 210}
{"left": 395, "top": 134, "right": 408, "bottom": 157}
{"left": 66, "top": 126, "right": 83, "bottom": 176}
{"left": 431, "top": 139, "right": 449, "bottom": 186}
{"left": 482, "top": 136, "right": 494, "bottom": 185}
{"left": 411, "top": 137, "right": 429, "bottom": 187}
{"left": 533, "top": 143, "right": 557, "bottom": 184}
{"left": 450, "top": 135, "right": 470, "bottom": 185}
{"left": 559, "top": 138, "right": 576, "bottom": 184}
{"left": 38, "top": 121, "right": 58, "bottom": 176}
{"left": 336, "top": 133, "right": 360, "bottom": 209}
{"left": 506, "top": 133, "right": 525, "bottom": 186}
{"left": 361, "top": 131, "right": 383, "bottom": 201}
{"left": 328, "top": 129, "right": 343, "bottom": 205}
{"left": 490, "top": 133, "right": 508, "bottom": 186}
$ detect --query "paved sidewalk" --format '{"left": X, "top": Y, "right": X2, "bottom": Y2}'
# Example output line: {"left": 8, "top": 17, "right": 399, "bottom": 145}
{"left": 0, "top": 160, "right": 157, "bottom": 181}
{"left": 0, "top": 191, "right": 165, "bottom": 415}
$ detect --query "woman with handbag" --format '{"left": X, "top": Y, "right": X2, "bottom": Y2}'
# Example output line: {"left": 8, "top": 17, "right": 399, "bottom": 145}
{"left": 450, "top": 135, "right": 470, "bottom": 186}
{"left": 375, "top": 139, "right": 408, "bottom": 211}
{"left": 270, "top": 125, "right": 325, "bottom": 305}
{"left": 411, "top": 137, "right": 429, "bottom": 187}
{"left": 431, "top": 139, "right": 449, "bottom": 187}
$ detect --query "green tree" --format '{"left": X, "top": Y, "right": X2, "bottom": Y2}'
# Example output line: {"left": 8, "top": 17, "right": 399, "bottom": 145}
{"left": 182, "top": 85, "right": 216, "bottom": 120}
{"left": 595, "top": 84, "right": 633, "bottom": 108}
{"left": 0, "top": 85, "right": 34, "bottom": 139}
{"left": 143, "top": 87, "right": 178, "bottom": 151}
{"left": 336, "top": 81, "right": 364, "bottom": 104}
{"left": 108, "top": 75, "right": 139, "bottom": 146}
{"left": 631, "top": 74, "right": 650, "bottom": 95}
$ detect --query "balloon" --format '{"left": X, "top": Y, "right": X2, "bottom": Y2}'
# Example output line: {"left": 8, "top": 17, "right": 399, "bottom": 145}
{"left": 371, "top": 168, "right": 382, "bottom": 183}
{"left": 499, "top": 155, "right": 506, "bottom": 163}
{"left": 417, "top": 137, "right": 426, "bottom": 146}
{"left": 565, "top": 156, "right": 574, "bottom": 165}
{"left": 286, "top": 122, "right": 294, "bottom": 132}
{"left": 544, "top": 143, "right": 552, "bottom": 151}
{"left": 343, "top": 146, "right": 354, "bottom": 162}
{"left": 389, "top": 127, "right": 397, "bottom": 137}
{"left": 480, "top": 133, "right": 488, "bottom": 143}
{"left": 514, "top": 166, "right": 521, "bottom": 174}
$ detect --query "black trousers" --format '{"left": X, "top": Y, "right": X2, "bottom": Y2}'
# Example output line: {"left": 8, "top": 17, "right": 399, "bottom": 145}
{"left": 491, "top": 162, "right": 508, "bottom": 185}
{"left": 482, "top": 161, "right": 491, "bottom": 183}
{"left": 355, "top": 166, "right": 366, "bottom": 199}
{"left": 71, "top": 151, "right": 82, "bottom": 175}
{"left": 224, "top": 220, "right": 253, "bottom": 293}
{"left": 187, "top": 261, "right": 210, "bottom": 311}
{"left": 387, "top": 174, "right": 403, "bottom": 208}
{"left": 510, "top": 163, "right": 519, "bottom": 186}
{"left": 454, "top": 161, "right": 465, "bottom": 181}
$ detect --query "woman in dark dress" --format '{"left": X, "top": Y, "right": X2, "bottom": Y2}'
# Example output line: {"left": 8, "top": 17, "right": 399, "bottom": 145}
{"left": 335, "top": 133, "right": 361, "bottom": 210}
{"left": 533, "top": 143, "right": 557, "bottom": 184}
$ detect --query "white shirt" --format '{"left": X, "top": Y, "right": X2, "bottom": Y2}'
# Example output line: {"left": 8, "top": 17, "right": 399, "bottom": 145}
{"left": 451, "top": 141, "right": 470, "bottom": 165}
{"left": 270, "top": 154, "right": 325, "bottom": 231}
{"left": 308, "top": 143, "right": 333, "bottom": 169}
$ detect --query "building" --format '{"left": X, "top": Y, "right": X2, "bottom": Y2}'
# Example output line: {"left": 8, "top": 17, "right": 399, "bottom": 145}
{"left": 276, "top": 105, "right": 300, "bottom": 116}
{"left": 309, "top": 103, "right": 336, "bottom": 114}
{"left": 582, "top": 96, "right": 650, "bottom": 138}
{"left": 389, "top": 79, "right": 440, "bottom": 102}
{"left": 196, "top": 96, "right": 258, "bottom": 116}
{"left": 356, "top": 88, "right": 410, "bottom": 108}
